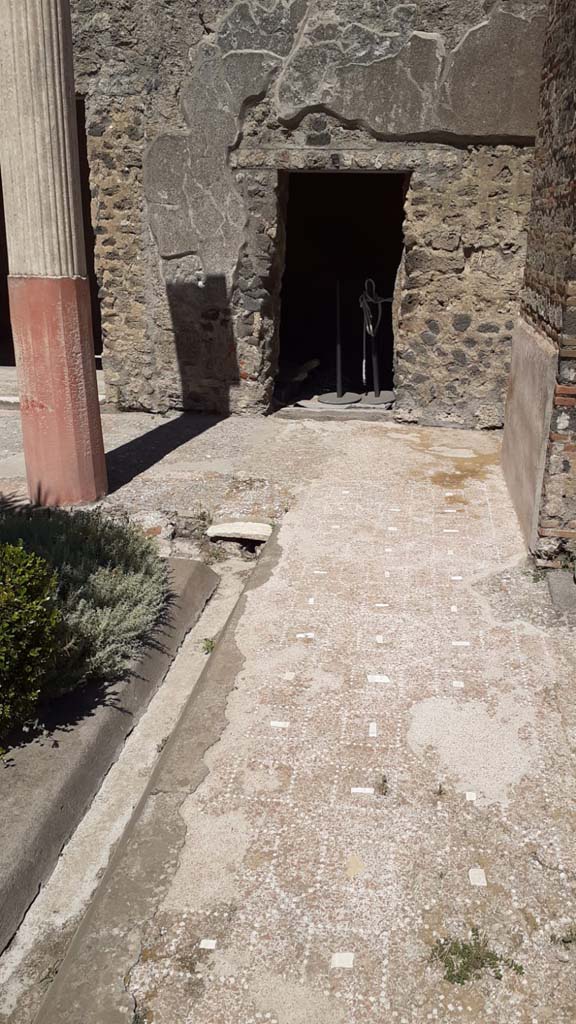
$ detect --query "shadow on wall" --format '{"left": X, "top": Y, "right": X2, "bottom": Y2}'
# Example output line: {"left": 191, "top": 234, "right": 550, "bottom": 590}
{"left": 166, "top": 273, "right": 240, "bottom": 416}
{"left": 105, "top": 275, "right": 238, "bottom": 492}
{"left": 76, "top": 97, "right": 102, "bottom": 361}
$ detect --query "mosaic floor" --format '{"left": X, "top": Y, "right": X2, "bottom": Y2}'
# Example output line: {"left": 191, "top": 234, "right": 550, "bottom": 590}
{"left": 34, "top": 419, "right": 576, "bottom": 1023}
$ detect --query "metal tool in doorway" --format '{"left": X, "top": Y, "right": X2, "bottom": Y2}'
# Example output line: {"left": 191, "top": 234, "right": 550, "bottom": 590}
{"left": 317, "top": 277, "right": 397, "bottom": 407}
{"left": 359, "top": 278, "right": 395, "bottom": 407}
{"left": 318, "top": 280, "right": 361, "bottom": 405}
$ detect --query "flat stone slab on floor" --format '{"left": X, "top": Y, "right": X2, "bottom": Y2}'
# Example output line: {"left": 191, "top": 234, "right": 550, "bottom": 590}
{"left": 0, "top": 558, "right": 217, "bottom": 955}
{"left": 547, "top": 569, "right": 576, "bottom": 612}
{"left": 206, "top": 520, "right": 272, "bottom": 543}
{"left": 289, "top": 396, "right": 396, "bottom": 416}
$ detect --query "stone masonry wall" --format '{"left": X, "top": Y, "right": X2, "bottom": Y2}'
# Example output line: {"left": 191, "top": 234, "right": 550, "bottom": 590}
{"left": 395, "top": 146, "right": 533, "bottom": 428}
{"left": 70, "top": 0, "right": 547, "bottom": 422}
{"left": 521, "top": 0, "right": 576, "bottom": 553}
{"left": 234, "top": 133, "right": 533, "bottom": 429}
{"left": 87, "top": 97, "right": 146, "bottom": 407}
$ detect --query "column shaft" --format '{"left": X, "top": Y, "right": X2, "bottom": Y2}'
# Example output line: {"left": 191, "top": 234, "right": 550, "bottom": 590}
{"left": 0, "top": 0, "right": 107, "bottom": 505}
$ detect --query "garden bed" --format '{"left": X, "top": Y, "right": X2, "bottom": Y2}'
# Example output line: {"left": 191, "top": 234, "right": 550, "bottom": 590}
{"left": 0, "top": 499, "right": 219, "bottom": 952}
{"left": 0, "top": 556, "right": 217, "bottom": 953}
{"left": 0, "top": 505, "right": 174, "bottom": 741}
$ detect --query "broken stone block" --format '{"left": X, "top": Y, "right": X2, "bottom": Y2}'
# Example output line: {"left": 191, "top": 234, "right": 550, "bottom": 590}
{"left": 128, "top": 511, "right": 174, "bottom": 557}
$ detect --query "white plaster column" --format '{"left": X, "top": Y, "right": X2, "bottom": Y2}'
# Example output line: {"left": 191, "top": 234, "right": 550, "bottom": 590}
{"left": 0, "top": 0, "right": 107, "bottom": 505}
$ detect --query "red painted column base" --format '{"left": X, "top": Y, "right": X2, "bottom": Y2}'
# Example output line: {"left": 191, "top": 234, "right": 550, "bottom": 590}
{"left": 8, "top": 276, "right": 108, "bottom": 505}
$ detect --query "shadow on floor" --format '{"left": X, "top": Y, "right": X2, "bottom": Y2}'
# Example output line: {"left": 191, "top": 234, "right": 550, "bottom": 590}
{"left": 106, "top": 412, "right": 225, "bottom": 493}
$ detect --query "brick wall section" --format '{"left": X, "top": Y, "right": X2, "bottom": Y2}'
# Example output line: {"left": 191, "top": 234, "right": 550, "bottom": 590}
{"left": 521, "top": 0, "right": 576, "bottom": 555}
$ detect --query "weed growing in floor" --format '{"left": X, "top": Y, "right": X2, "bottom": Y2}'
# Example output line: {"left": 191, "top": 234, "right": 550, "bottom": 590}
{"left": 556, "top": 551, "right": 576, "bottom": 575}
{"left": 202, "top": 637, "right": 216, "bottom": 655}
{"left": 378, "top": 773, "right": 389, "bottom": 796}
{"left": 181, "top": 507, "right": 212, "bottom": 538}
{"left": 430, "top": 927, "right": 524, "bottom": 985}
{"left": 521, "top": 563, "right": 546, "bottom": 583}
{"left": 551, "top": 925, "right": 576, "bottom": 946}
{"left": 39, "top": 959, "right": 62, "bottom": 986}
{"left": 205, "top": 542, "right": 227, "bottom": 564}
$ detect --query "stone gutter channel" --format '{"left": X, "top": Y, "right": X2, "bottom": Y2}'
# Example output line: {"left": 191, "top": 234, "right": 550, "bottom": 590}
{"left": 28, "top": 533, "right": 281, "bottom": 1023}
{"left": 0, "top": 557, "right": 218, "bottom": 956}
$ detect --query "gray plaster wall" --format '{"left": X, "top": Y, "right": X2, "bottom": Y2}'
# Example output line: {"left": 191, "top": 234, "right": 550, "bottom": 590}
{"left": 501, "top": 320, "right": 558, "bottom": 547}
{"left": 70, "top": 0, "right": 547, "bottom": 422}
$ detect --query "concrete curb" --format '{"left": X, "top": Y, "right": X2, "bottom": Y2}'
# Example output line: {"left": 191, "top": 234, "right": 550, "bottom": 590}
{"left": 0, "top": 557, "right": 218, "bottom": 954}
{"left": 36, "top": 534, "right": 282, "bottom": 1023}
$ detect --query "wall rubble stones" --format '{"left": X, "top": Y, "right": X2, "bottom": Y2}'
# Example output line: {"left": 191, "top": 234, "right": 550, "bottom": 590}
{"left": 69, "top": 0, "right": 546, "bottom": 421}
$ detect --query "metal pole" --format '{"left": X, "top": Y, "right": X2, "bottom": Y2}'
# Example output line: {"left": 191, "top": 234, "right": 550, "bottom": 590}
{"left": 371, "top": 333, "right": 380, "bottom": 398}
{"left": 318, "top": 277, "right": 360, "bottom": 405}
{"left": 336, "top": 279, "right": 343, "bottom": 398}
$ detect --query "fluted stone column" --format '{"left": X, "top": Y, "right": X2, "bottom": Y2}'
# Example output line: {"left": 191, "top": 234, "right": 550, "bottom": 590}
{"left": 0, "top": 0, "right": 107, "bottom": 505}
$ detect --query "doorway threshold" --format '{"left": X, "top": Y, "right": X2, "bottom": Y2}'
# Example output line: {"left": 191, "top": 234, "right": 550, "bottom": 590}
{"left": 274, "top": 397, "right": 398, "bottom": 421}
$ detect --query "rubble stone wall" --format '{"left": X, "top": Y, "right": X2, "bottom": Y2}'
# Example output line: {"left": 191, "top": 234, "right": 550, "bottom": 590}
{"left": 70, "top": 0, "right": 547, "bottom": 423}
{"left": 234, "top": 137, "right": 534, "bottom": 428}
{"left": 523, "top": 0, "right": 576, "bottom": 553}
{"left": 393, "top": 146, "right": 533, "bottom": 429}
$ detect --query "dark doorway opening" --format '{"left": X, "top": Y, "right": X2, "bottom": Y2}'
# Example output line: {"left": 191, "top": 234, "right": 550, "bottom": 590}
{"left": 76, "top": 97, "right": 102, "bottom": 364}
{"left": 277, "top": 171, "right": 406, "bottom": 403}
{"left": 0, "top": 170, "right": 14, "bottom": 366}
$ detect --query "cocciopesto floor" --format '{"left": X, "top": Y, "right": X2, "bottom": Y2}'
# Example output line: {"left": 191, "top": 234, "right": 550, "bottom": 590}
{"left": 27, "top": 418, "right": 576, "bottom": 1022}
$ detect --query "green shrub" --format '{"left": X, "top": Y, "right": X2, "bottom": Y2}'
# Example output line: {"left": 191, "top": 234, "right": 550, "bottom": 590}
{"left": 0, "top": 506, "right": 169, "bottom": 696}
{"left": 0, "top": 543, "right": 61, "bottom": 737}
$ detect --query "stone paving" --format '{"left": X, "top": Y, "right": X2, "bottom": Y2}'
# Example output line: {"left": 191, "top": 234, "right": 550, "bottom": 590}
{"left": 0, "top": 409, "right": 324, "bottom": 523}
{"left": 3, "top": 414, "right": 576, "bottom": 1022}
{"left": 130, "top": 425, "right": 575, "bottom": 1023}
